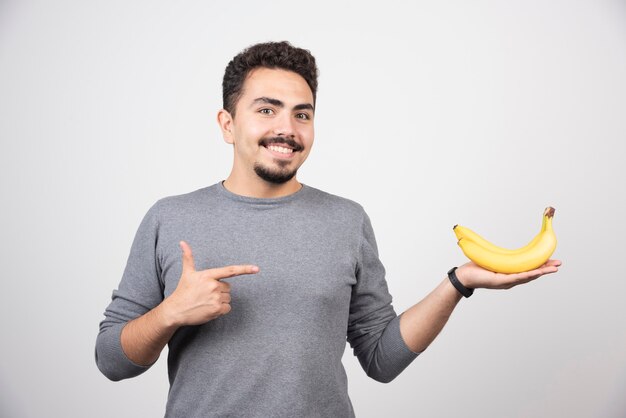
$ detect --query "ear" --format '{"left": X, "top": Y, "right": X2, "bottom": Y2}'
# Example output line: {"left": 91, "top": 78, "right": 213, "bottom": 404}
{"left": 217, "top": 109, "right": 234, "bottom": 144}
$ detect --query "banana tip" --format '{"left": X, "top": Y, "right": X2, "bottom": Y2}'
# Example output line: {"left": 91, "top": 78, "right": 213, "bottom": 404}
{"left": 453, "top": 224, "right": 458, "bottom": 230}
{"left": 544, "top": 207, "right": 556, "bottom": 217}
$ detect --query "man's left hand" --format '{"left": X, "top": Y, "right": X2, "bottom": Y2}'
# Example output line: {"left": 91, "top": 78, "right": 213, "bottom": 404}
{"left": 455, "top": 259, "right": 562, "bottom": 290}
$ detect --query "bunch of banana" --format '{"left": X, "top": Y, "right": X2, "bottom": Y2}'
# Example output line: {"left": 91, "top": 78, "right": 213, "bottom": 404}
{"left": 454, "top": 207, "right": 557, "bottom": 274}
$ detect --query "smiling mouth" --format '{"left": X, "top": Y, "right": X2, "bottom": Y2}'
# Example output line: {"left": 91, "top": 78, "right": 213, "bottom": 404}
{"left": 265, "top": 144, "right": 294, "bottom": 154}
{"left": 259, "top": 137, "right": 304, "bottom": 154}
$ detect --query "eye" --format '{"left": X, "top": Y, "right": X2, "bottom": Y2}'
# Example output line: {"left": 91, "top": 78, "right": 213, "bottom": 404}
{"left": 295, "top": 113, "right": 311, "bottom": 120}
{"left": 259, "top": 108, "right": 274, "bottom": 115}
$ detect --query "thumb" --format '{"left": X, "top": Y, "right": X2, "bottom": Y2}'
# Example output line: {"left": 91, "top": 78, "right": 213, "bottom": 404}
{"left": 179, "top": 240, "right": 196, "bottom": 274}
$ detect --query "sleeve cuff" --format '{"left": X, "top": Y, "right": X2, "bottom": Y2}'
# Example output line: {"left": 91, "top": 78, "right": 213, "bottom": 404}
{"left": 366, "top": 314, "right": 420, "bottom": 383}
{"left": 95, "top": 322, "right": 153, "bottom": 381}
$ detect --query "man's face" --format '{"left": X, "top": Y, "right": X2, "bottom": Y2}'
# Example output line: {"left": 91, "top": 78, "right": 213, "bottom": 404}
{"left": 221, "top": 67, "right": 315, "bottom": 185}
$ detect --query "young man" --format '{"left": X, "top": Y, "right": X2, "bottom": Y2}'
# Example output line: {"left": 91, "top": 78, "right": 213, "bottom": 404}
{"left": 95, "top": 41, "right": 561, "bottom": 417}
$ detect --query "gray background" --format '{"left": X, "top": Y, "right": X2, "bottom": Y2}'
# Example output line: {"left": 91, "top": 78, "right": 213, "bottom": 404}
{"left": 1, "top": 0, "right": 625, "bottom": 417}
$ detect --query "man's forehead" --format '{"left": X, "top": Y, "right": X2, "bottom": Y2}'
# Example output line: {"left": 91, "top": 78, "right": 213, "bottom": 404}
{"left": 241, "top": 67, "right": 314, "bottom": 103}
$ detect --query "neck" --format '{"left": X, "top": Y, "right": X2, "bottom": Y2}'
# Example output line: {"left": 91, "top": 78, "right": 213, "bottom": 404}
{"left": 223, "top": 173, "right": 302, "bottom": 198}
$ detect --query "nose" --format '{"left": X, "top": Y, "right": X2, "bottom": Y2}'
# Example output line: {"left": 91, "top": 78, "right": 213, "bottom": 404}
{"left": 272, "top": 112, "right": 296, "bottom": 138}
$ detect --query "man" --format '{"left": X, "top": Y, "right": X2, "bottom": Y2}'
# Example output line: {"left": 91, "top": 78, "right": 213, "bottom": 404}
{"left": 95, "top": 41, "right": 561, "bottom": 417}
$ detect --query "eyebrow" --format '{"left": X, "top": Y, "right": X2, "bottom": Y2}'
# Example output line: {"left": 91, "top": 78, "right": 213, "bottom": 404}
{"left": 251, "top": 96, "right": 314, "bottom": 112}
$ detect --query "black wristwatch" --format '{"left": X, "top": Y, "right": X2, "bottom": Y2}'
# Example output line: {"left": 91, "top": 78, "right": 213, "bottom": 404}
{"left": 447, "top": 267, "right": 474, "bottom": 298}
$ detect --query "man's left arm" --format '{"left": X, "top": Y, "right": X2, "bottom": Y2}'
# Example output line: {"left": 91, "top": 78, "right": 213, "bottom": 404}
{"left": 398, "top": 259, "right": 562, "bottom": 353}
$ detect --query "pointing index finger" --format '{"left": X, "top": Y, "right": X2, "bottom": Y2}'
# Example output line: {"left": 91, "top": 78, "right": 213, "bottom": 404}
{"left": 209, "top": 265, "right": 260, "bottom": 280}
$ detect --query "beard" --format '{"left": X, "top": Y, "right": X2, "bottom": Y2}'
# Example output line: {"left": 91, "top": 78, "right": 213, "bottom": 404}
{"left": 253, "top": 161, "right": 298, "bottom": 184}
{"left": 253, "top": 136, "right": 303, "bottom": 184}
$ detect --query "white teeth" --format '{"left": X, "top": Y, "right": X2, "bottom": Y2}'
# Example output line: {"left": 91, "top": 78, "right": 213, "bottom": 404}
{"left": 267, "top": 145, "right": 293, "bottom": 154}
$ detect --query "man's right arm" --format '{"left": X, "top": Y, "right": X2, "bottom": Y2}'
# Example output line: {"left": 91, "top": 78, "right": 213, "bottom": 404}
{"left": 95, "top": 224, "right": 258, "bottom": 380}
{"left": 119, "top": 241, "right": 259, "bottom": 367}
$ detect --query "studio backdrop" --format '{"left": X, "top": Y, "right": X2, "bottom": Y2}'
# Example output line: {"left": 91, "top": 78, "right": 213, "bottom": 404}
{"left": 1, "top": 1, "right": 625, "bottom": 417}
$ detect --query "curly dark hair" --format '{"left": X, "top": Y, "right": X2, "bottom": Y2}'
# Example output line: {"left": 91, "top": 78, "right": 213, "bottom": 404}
{"left": 222, "top": 41, "right": 319, "bottom": 117}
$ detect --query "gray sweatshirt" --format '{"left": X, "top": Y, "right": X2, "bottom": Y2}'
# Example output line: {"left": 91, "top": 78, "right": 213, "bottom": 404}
{"left": 95, "top": 182, "right": 419, "bottom": 417}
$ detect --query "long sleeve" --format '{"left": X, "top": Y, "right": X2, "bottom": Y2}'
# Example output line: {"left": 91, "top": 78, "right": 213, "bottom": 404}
{"left": 95, "top": 202, "right": 165, "bottom": 381}
{"left": 346, "top": 212, "right": 419, "bottom": 383}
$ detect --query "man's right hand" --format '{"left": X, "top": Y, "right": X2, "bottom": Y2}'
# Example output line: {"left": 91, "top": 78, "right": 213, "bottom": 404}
{"left": 162, "top": 240, "right": 259, "bottom": 327}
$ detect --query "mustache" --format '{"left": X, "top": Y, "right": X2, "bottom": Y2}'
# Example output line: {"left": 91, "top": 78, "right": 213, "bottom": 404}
{"left": 258, "top": 136, "right": 304, "bottom": 152}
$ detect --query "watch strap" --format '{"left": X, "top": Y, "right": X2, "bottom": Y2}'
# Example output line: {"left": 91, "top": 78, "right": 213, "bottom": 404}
{"left": 448, "top": 267, "right": 474, "bottom": 298}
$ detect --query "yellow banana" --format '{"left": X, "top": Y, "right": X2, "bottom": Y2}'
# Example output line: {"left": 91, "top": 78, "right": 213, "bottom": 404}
{"left": 453, "top": 213, "right": 547, "bottom": 254}
{"left": 455, "top": 207, "right": 557, "bottom": 274}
